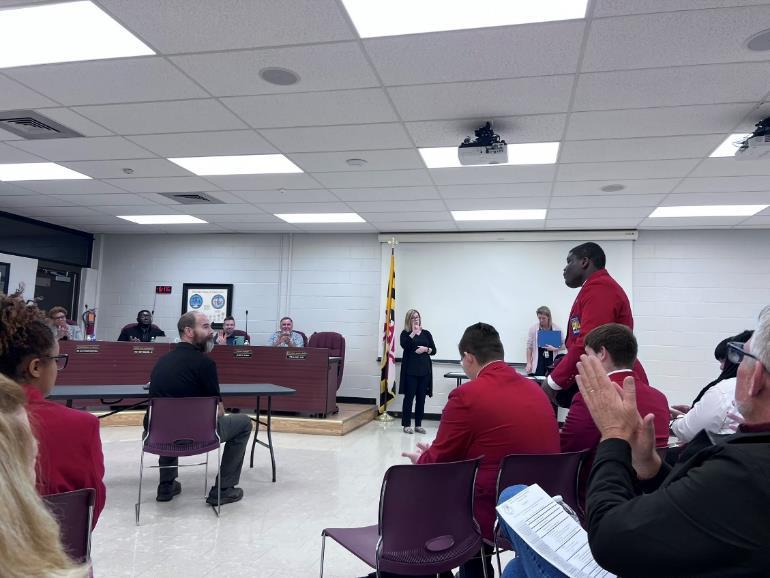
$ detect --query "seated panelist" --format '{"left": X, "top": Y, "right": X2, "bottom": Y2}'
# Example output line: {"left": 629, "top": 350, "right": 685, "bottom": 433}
{"left": 117, "top": 309, "right": 166, "bottom": 342}
{"left": 268, "top": 316, "right": 304, "bottom": 348}
{"left": 215, "top": 316, "right": 244, "bottom": 345}
{"left": 47, "top": 306, "right": 83, "bottom": 341}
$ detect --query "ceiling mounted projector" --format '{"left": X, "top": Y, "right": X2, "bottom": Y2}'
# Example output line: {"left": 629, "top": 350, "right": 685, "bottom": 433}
{"left": 736, "top": 117, "right": 770, "bottom": 160}
{"left": 458, "top": 122, "right": 508, "bottom": 166}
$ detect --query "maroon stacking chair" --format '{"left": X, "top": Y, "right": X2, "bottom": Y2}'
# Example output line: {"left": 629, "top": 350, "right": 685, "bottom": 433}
{"left": 492, "top": 450, "right": 590, "bottom": 575}
{"left": 136, "top": 397, "right": 221, "bottom": 524}
{"left": 321, "top": 458, "right": 487, "bottom": 578}
{"left": 296, "top": 330, "right": 309, "bottom": 347}
{"left": 308, "top": 331, "right": 346, "bottom": 390}
{"left": 43, "top": 488, "right": 95, "bottom": 564}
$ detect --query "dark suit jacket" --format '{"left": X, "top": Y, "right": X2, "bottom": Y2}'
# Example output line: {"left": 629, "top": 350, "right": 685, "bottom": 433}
{"left": 398, "top": 329, "right": 436, "bottom": 396}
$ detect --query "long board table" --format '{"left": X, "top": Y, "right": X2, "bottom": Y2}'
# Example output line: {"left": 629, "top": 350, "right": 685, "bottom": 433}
{"left": 49, "top": 383, "right": 294, "bottom": 482}
{"left": 56, "top": 341, "right": 339, "bottom": 416}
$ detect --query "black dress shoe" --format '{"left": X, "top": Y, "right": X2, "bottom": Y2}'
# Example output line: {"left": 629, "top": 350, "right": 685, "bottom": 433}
{"left": 156, "top": 480, "right": 182, "bottom": 502}
{"left": 206, "top": 486, "right": 244, "bottom": 506}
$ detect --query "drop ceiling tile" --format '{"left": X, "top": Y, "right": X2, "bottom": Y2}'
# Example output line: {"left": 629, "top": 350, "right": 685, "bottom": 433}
{"left": 183, "top": 204, "right": 263, "bottom": 216}
{"left": 49, "top": 214, "right": 129, "bottom": 226}
{"left": 98, "top": 0, "right": 355, "bottom": 52}
{"left": 17, "top": 205, "right": 102, "bottom": 217}
{"left": 0, "top": 127, "right": 22, "bottom": 140}
{"left": 0, "top": 73, "right": 58, "bottom": 108}
{"left": 346, "top": 199, "right": 446, "bottom": 213}
{"left": 388, "top": 76, "right": 574, "bottom": 121}
{"left": 553, "top": 179, "right": 680, "bottom": 196}
{"left": 331, "top": 186, "right": 440, "bottom": 202}
{"left": 593, "top": 0, "right": 770, "bottom": 17}
{"left": 364, "top": 21, "right": 583, "bottom": 85}
{"left": 104, "top": 176, "right": 218, "bottom": 193}
{"left": 549, "top": 194, "right": 665, "bottom": 209}
{"left": 171, "top": 42, "right": 378, "bottom": 96}
{"left": 444, "top": 197, "right": 547, "bottom": 210}
{"left": 661, "top": 192, "right": 770, "bottom": 205}
{"left": 430, "top": 165, "right": 556, "bottom": 185}
{"left": 0, "top": 142, "right": 46, "bottom": 162}
{"left": 559, "top": 135, "right": 723, "bottom": 163}
{"left": 557, "top": 159, "right": 698, "bottom": 181}
{"left": 45, "top": 193, "right": 160, "bottom": 206}
{"left": 127, "top": 130, "right": 276, "bottom": 157}
{"left": 0, "top": 182, "right": 38, "bottom": 195}
{"left": 583, "top": 6, "right": 770, "bottom": 71}
{"left": 74, "top": 100, "right": 247, "bottom": 135}
{"left": 573, "top": 63, "right": 770, "bottom": 111}
{"left": 231, "top": 189, "right": 339, "bottom": 204}
{"left": 438, "top": 183, "right": 552, "bottom": 199}
{"left": 203, "top": 173, "right": 320, "bottom": 191}
{"left": 222, "top": 89, "right": 398, "bottom": 128}
{"left": 547, "top": 207, "right": 653, "bottom": 220}
{"left": 30, "top": 108, "right": 114, "bottom": 137}
{"left": 674, "top": 176, "right": 770, "bottom": 193}
{"left": 6, "top": 58, "right": 208, "bottom": 105}
{"left": 293, "top": 222, "right": 376, "bottom": 233}
{"left": 203, "top": 213, "right": 282, "bottom": 223}
{"left": 312, "top": 169, "right": 432, "bottom": 189}
{"left": 92, "top": 205, "right": 182, "bottom": 216}
{"left": 0, "top": 193, "right": 50, "bottom": 208}
{"left": 255, "top": 201, "right": 351, "bottom": 213}
{"left": 139, "top": 190, "right": 245, "bottom": 205}
{"left": 545, "top": 218, "right": 644, "bottom": 229}
{"left": 59, "top": 159, "right": 191, "bottom": 179}
{"left": 639, "top": 216, "right": 747, "bottom": 228}
{"left": 378, "top": 221, "right": 458, "bottom": 232}
{"left": 565, "top": 103, "right": 754, "bottom": 140}
{"left": 690, "top": 158, "right": 770, "bottom": 177}
{"left": 217, "top": 222, "right": 301, "bottom": 233}
{"left": 362, "top": 211, "right": 451, "bottom": 222}
{"left": 289, "top": 149, "right": 423, "bottom": 172}
{"left": 9, "top": 136, "right": 152, "bottom": 161}
{"left": 12, "top": 180, "right": 127, "bottom": 195}
{"left": 260, "top": 123, "right": 412, "bottom": 153}
{"left": 739, "top": 215, "right": 770, "bottom": 227}
{"left": 405, "top": 115, "right": 566, "bottom": 147}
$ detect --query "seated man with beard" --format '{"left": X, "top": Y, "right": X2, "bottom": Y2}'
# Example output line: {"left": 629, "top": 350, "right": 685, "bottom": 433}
{"left": 148, "top": 311, "right": 252, "bottom": 505}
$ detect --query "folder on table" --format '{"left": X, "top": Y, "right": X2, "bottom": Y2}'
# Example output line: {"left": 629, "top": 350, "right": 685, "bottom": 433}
{"left": 537, "top": 330, "right": 562, "bottom": 349}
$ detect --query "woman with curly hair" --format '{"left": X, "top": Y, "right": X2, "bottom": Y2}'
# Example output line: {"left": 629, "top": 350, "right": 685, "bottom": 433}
{"left": 0, "top": 374, "right": 89, "bottom": 578}
{"left": 0, "top": 288, "right": 105, "bottom": 526}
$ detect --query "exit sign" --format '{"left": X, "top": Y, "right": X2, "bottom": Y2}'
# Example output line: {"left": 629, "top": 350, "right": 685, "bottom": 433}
{"left": 155, "top": 285, "right": 172, "bottom": 294}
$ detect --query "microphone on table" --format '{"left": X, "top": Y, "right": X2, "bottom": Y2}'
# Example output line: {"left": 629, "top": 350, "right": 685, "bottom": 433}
{"left": 244, "top": 309, "right": 249, "bottom": 340}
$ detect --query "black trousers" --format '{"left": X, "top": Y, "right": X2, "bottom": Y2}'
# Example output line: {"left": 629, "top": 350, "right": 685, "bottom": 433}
{"left": 401, "top": 373, "right": 430, "bottom": 427}
{"left": 158, "top": 413, "right": 252, "bottom": 489}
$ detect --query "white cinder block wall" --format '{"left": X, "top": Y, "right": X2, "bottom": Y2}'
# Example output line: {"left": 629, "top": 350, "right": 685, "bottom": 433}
{"left": 93, "top": 229, "right": 770, "bottom": 408}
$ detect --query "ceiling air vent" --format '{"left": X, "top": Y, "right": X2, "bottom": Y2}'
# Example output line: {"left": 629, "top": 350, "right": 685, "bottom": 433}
{"left": 160, "top": 192, "right": 223, "bottom": 205}
{"left": 0, "top": 110, "right": 83, "bottom": 139}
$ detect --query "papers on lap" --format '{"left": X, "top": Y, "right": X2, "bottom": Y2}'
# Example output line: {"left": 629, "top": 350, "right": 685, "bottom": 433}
{"left": 496, "top": 484, "right": 615, "bottom": 578}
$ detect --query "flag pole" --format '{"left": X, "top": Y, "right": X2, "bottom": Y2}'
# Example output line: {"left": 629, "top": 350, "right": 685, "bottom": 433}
{"left": 376, "top": 237, "right": 398, "bottom": 422}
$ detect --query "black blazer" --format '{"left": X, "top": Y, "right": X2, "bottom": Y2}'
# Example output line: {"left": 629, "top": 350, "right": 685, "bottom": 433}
{"left": 398, "top": 329, "right": 437, "bottom": 397}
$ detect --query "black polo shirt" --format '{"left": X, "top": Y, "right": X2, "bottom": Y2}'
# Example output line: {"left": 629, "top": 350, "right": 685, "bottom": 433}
{"left": 118, "top": 324, "right": 166, "bottom": 342}
{"left": 149, "top": 342, "right": 221, "bottom": 400}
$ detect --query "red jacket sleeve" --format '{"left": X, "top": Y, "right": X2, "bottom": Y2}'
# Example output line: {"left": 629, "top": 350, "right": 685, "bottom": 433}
{"left": 417, "top": 388, "right": 472, "bottom": 464}
{"left": 550, "top": 285, "right": 622, "bottom": 389}
{"left": 87, "top": 416, "right": 107, "bottom": 527}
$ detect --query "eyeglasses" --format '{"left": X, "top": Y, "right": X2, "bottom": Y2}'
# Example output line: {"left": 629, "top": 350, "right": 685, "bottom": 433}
{"left": 726, "top": 342, "right": 760, "bottom": 366}
{"left": 51, "top": 315, "right": 66, "bottom": 321}
{"left": 45, "top": 354, "right": 69, "bottom": 371}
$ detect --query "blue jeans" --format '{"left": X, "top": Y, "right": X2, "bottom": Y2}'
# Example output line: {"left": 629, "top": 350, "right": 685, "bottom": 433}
{"left": 497, "top": 485, "right": 570, "bottom": 578}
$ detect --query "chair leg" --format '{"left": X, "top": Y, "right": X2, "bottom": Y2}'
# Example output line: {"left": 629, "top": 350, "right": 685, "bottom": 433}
{"left": 204, "top": 452, "right": 209, "bottom": 498}
{"left": 215, "top": 445, "right": 221, "bottom": 517}
{"left": 135, "top": 449, "right": 145, "bottom": 526}
{"left": 480, "top": 545, "right": 490, "bottom": 578}
{"left": 493, "top": 520, "right": 503, "bottom": 577}
{"left": 319, "top": 533, "right": 326, "bottom": 578}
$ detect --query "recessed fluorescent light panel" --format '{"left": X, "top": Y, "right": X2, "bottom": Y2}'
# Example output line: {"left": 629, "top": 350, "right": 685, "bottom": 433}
{"left": 168, "top": 154, "right": 303, "bottom": 176}
{"left": 0, "top": 163, "right": 90, "bottom": 181}
{"left": 117, "top": 215, "right": 208, "bottom": 225}
{"left": 420, "top": 143, "right": 559, "bottom": 168}
{"left": 0, "top": 1, "right": 154, "bottom": 68}
{"left": 451, "top": 209, "right": 547, "bottom": 221}
{"left": 710, "top": 133, "right": 752, "bottom": 158}
{"left": 274, "top": 213, "right": 366, "bottom": 224}
{"left": 649, "top": 205, "right": 768, "bottom": 218}
{"left": 341, "top": 0, "right": 588, "bottom": 37}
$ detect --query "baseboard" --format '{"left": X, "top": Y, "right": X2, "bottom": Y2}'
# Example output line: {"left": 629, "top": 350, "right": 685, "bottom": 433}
{"left": 337, "top": 396, "right": 376, "bottom": 405}
{"left": 387, "top": 411, "right": 441, "bottom": 422}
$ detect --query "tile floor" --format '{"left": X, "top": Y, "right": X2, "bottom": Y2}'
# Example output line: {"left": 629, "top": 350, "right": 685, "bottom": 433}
{"left": 92, "top": 420, "right": 513, "bottom": 577}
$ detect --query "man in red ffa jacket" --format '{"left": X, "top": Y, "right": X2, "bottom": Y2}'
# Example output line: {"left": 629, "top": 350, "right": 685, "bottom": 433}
{"left": 403, "top": 323, "right": 559, "bottom": 578}
{"left": 547, "top": 241, "right": 646, "bottom": 407}
{"left": 561, "top": 324, "right": 669, "bottom": 509}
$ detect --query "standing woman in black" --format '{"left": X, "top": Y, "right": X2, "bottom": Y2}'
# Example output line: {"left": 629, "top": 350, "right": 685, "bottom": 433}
{"left": 399, "top": 309, "right": 436, "bottom": 434}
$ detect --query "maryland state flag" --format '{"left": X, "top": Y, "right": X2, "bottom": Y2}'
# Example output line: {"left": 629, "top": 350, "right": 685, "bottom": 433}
{"left": 379, "top": 247, "right": 397, "bottom": 414}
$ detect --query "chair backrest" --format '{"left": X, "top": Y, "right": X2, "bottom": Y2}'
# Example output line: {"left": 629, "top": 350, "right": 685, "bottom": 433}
{"left": 308, "top": 331, "right": 346, "bottom": 389}
{"left": 43, "top": 488, "right": 95, "bottom": 564}
{"left": 145, "top": 397, "right": 219, "bottom": 457}
{"left": 496, "top": 450, "right": 589, "bottom": 515}
{"left": 295, "top": 330, "right": 308, "bottom": 347}
{"left": 377, "top": 458, "right": 482, "bottom": 575}
{"left": 231, "top": 329, "right": 251, "bottom": 343}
